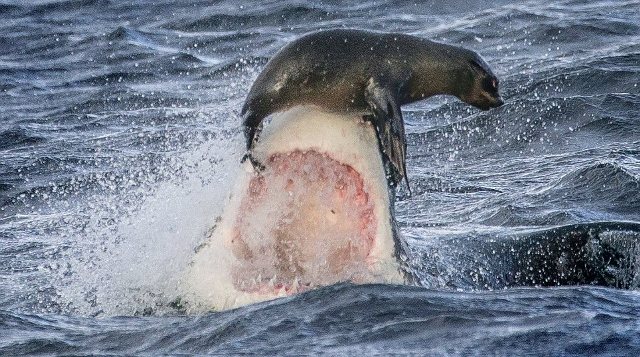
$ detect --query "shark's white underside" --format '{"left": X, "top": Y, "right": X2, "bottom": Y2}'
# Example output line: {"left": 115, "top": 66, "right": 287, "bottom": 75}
{"left": 182, "top": 106, "right": 404, "bottom": 311}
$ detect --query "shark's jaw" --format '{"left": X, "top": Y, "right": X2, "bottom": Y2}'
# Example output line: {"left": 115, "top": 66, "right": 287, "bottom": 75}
{"left": 183, "top": 106, "right": 405, "bottom": 311}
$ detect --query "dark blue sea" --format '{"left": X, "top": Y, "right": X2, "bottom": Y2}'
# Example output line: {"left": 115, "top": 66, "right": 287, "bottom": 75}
{"left": 1, "top": 0, "right": 640, "bottom": 355}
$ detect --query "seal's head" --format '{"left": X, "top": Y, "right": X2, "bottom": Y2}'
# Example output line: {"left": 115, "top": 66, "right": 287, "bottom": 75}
{"left": 458, "top": 51, "right": 504, "bottom": 110}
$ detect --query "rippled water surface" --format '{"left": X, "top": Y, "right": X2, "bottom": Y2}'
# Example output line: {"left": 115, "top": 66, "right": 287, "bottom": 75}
{"left": 1, "top": 0, "right": 639, "bottom": 355}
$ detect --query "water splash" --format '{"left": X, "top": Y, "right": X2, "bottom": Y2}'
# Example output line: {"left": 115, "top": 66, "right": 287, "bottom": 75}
{"left": 50, "top": 133, "right": 244, "bottom": 316}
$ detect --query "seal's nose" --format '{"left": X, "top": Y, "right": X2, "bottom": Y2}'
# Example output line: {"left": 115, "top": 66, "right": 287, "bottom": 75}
{"left": 493, "top": 96, "right": 504, "bottom": 107}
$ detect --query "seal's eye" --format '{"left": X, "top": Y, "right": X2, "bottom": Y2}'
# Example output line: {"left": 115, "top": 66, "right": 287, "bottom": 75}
{"left": 482, "top": 77, "right": 498, "bottom": 92}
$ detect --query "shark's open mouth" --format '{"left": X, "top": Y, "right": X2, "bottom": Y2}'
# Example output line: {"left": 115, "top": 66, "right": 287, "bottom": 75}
{"left": 183, "top": 107, "right": 405, "bottom": 311}
{"left": 229, "top": 150, "right": 377, "bottom": 294}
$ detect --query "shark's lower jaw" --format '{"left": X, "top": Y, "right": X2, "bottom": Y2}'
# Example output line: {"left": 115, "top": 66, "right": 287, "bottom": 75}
{"left": 183, "top": 106, "right": 405, "bottom": 311}
{"left": 230, "top": 150, "right": 377, "bottom": 294}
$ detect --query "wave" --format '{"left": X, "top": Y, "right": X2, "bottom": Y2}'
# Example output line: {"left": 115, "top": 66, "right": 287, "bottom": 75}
{"left": 526, "top": 18, "right": 639, "bottom": 42}
{"left": 0, "top": 3, "right": 20, "bottom": 13}
{"left": 538, "top": 162, "right": 640, "bottom": 213}
{"left": 408, "top": 92, "right": 638, "bottom": 163}
{"left": 68, "top": 72, "right": 157, "bottom": 87}
{"left": 59, "top": 88, "right": 198, "bottom": 114}
{"left": 404, "top": 175, "right": 501, "bottom": 197}
{"left": 2, "top": 284, "right": 639, "bottom": 354}
{"left": 165, "top": 5, "right": 336, "bottom": 32}
{"left": 480, "top": 204, "right": 575, "bottom": 226}
{"left": 0, "top": 128, "right": 45, "bottom": 150}
{"left": 26, "top": 0, "right": 111, "bottom": 16}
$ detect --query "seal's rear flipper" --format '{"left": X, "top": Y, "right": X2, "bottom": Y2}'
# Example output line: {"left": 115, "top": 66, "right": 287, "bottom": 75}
{"left": 364, "top": 78, "right": 411, "bottom": 195}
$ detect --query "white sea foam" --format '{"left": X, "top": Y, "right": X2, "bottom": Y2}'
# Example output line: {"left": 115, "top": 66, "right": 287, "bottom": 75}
{"left": 54, "top": 128, "right": 244, "bottom": 316}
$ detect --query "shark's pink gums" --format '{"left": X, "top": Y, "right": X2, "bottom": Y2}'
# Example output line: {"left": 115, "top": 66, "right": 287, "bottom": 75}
{"left": 230, "top": 150, "right": 377, "bottom": 294}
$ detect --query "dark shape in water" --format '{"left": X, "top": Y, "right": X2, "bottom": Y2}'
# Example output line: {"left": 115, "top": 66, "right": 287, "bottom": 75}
{"left": 425, "top": 222, "right": 640, "bottom": 289}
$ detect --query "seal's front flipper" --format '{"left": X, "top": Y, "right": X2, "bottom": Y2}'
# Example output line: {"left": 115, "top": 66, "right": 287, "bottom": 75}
{"left": 364, "top": 78, "right": 411, "bottom": 194}
{"left": 242, "top": 110, "right": 264, "bottom": 152}
{"left": 241, "top": 110, "right": 266, "bottom": 171}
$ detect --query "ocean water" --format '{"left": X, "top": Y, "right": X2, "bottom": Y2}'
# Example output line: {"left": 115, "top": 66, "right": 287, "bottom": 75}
{"left": 1, "top": 0, "right": 640, "bottom": 355}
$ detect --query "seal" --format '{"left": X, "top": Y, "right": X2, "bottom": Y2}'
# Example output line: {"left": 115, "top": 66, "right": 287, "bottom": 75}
{"left": 241, "top": 28, "right": 504, "bottom": 189}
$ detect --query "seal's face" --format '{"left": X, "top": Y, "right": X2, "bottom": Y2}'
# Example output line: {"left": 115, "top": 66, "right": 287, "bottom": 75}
{"left": 462, "top": 58, "right": 504, "bottom": 110}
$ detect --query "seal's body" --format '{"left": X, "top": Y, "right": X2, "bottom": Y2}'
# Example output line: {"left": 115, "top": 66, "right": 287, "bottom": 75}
{"left": 242, "top": 29, "right": 504, "bottom": 188}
